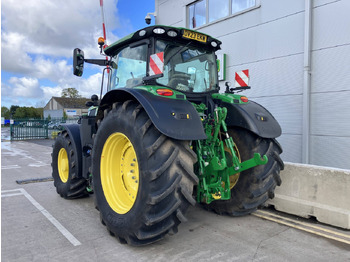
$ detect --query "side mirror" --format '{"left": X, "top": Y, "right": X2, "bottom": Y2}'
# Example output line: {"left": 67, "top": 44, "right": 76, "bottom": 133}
{"left": 73, "top": 48, "right": 84, "bottom": 77}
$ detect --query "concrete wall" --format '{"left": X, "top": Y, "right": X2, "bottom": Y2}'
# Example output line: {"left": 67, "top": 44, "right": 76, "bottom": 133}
{"left": 267, "top": 163, "right": 350, "bottom": 229}
{"left": 43, "top": 110, "right": 63, "bottom": 119}
{"left": 155, "top": 0, "right": 350, "bottom": 170}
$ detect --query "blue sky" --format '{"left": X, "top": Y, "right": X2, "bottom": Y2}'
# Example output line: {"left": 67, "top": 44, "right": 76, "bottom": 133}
{"left": 1, "top": 0, "right": 155, "bottom": 108}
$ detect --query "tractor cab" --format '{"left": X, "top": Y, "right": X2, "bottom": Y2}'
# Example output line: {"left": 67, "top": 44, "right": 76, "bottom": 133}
{"left": 104, "top": 26, "right": 221, "bottom": 94}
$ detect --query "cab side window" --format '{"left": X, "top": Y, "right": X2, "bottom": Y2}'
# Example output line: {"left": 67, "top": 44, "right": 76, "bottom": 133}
{"left": 111, "top": 44, "right": 148, "bottom": 89}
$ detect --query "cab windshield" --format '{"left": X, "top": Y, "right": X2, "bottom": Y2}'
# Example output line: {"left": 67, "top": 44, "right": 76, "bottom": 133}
{"left": 156, "top": 40, "right": 218, "bottom": 93}
{"left": 108, "top": 39, "right": 218, "bottom": 93}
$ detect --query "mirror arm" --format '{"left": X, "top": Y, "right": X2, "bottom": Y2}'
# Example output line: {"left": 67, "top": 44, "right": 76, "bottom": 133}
{"left": 84, "top": 59, "right": 110, "bottom": 66}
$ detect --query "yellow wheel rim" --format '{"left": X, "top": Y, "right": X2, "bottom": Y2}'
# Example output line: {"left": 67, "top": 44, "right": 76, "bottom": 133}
{"left": 224, "top": 143, "right": 241, "bottom": 189}
{"left": 101, "top": 133, "right": 139, "bottom": 214}
{"left": 58, "top": 148, "right": 69, "bottom": 183}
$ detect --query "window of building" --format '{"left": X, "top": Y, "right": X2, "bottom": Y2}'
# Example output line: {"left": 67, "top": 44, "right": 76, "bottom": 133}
{"left": 232, "top": 0, "right": 255, "bottom": 14}
{"left": 188, "top": 0, "right": 257, "bottom": 28}
{"left": 188, "top": 0, "right": 206, "bottom": 29}
{"left": 209, "top": 0, "right": 229, "bottom": 23}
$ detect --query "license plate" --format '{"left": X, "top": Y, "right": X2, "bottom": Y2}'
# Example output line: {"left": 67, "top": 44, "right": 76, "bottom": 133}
{"left": 182, "top": 30, "right": 207, "bottom": 43}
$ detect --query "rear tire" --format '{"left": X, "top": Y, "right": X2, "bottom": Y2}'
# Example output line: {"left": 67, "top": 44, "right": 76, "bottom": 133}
{"left": 52, "top": 131, "right": 88, "bottom": 199}
{"left": 207, "top": 128, "right": 284, "bottom": 216}
{"left": 92, "top": 100, "right": 198, "bottom": 246}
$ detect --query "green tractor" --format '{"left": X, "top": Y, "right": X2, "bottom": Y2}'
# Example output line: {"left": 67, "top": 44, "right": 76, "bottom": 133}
{"left": 51, "top": 25, "right": 284, "bottom": 246}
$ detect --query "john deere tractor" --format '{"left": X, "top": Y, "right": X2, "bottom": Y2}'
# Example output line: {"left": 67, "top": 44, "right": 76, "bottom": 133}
{"left": 52, "top": 25, "right": 284, "bottom": 246}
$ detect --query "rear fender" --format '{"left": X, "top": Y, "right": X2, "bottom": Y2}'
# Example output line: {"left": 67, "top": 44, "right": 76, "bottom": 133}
{"left": 97, "top": 88, "right": 206, "bottom": 141}
{"left": 223, "top": 101, "right": 282, "bottom": 138}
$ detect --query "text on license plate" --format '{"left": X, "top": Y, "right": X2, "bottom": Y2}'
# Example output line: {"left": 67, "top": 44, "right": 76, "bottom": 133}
{"left": 182, "top": 30, "right": 207, "bottom": 43}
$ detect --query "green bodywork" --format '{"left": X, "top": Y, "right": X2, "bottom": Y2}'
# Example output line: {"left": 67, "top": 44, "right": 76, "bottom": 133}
{"left": 134, "top": 86, "right": 187, "bottom": 100}
{"left": 192, "top": 93, "right": 268, "bottom": 204}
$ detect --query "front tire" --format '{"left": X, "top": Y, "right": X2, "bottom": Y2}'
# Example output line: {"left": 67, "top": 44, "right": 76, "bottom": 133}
{"left": 52, "top": 131, "right": 88, "bottom": 199}
{"left": 207, "top": 128, "right": 284, "bottom": 216}
{"left": 92, "top": 100, "right": 197, "bottom": 246}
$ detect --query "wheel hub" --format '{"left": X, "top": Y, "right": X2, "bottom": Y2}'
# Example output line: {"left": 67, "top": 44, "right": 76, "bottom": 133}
{"left": 57, "top": 148, "right": 69, "bottom": 183}
{"left": 101, "top": 133, "right": 139, "bottom": 214}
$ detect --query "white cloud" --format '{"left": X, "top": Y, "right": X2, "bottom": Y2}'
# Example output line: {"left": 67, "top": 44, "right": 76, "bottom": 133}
{"left": 0, "top": 0, "right": 132, "bottom": 108}
{"left": 1, "top": 0, "right": 120, "bottom": 75}
{"left": 2, "top": 0, "right": 119, "bottom": 57}
{"left": 1, "top": 72, "right": 103, "bottom": 108}
{"left": 9, "top": 77, "right": 41, "bottom": 98}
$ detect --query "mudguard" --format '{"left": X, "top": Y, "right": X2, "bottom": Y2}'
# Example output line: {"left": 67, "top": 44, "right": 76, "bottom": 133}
{"left": 98, "top": 88, "right": 207, "bottom": 141}
{"left": 61, "top": 124, "right": 83, "bottom": 177}
{"left": 222, "top": 101, "right": 282, "bottom": 138}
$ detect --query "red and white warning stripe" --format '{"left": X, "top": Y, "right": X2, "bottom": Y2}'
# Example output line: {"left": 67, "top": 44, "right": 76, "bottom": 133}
{"left": 149, "top": 52, "right": 164, "bottom": 76}
{"left": 235, "top": 69, "right": 249, "bottom": 87}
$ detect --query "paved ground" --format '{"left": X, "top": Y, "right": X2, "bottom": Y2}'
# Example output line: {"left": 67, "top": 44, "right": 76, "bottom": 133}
{"left": 1, "top": 127, "right": 350, "bottom": 261}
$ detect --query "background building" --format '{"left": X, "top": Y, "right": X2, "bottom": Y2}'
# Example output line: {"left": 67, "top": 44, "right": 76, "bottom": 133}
{"left": 44, "top": 97, "right": 89, "bottom": 119}
{"left": 154, "top": 0, "right": 350, "bottom": 170}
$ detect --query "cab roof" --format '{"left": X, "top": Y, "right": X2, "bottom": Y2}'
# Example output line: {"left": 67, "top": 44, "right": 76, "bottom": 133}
{"left": 103, "top": 25, "right": 222, "bottom": 56}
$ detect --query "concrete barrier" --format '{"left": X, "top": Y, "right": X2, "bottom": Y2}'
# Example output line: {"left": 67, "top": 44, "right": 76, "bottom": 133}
{"left": 266, "top": 162, "right": 350, "bottom": 229}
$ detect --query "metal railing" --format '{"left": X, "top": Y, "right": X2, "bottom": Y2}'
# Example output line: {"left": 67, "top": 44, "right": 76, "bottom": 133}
{"left": 9, "top": 118, "right": 80, "bottom": 141}
{"left": 10, "top": 119, "right": 49, "bottom": 141}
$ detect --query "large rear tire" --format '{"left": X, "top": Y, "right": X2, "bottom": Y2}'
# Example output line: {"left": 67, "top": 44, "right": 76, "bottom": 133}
{"left": 52, "top": 131, "right": 88, "bottom": 199}
{"left": 207, "top": 128, "right": 284, "bottom": 216}
{"left": 92, "top": 100, "right": 198, "bottom": 246}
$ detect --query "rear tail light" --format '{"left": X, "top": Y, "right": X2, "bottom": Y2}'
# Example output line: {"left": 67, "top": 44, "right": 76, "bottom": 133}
{"left": 156, "top": 88, "right": 174, "bottom": 96}
{"left": 240, "top": 96, "right": 248, "bottom": 103}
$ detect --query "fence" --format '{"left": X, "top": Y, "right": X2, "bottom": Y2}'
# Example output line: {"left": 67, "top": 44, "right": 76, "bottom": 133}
{"left": 10, "top": 119, "right": 49, "bottom": 141}
{"left": 9, "top": 118, "right": 79, "bottom": 141}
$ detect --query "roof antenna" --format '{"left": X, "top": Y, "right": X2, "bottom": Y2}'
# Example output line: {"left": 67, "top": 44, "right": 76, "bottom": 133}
{"left": 99, "top": 0, "right": 108, "bottom": 50}
{"left": 99, "top": 0, "right": 110, "bottom": 81}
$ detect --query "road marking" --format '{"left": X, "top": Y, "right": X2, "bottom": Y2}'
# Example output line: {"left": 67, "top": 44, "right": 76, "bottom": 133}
{"left": 1, "top": 192, "right": 24, "bottom": 197}
{"left": 28, "top": 163, "right": 50, "bottom": 167}
{"left": 2, "top": 165, "right": 20, "bottom": 170}
{"left": 253, "top": 210, "right": 350, "bottom": 245}
{"left": 1, "top": 188, "right": 81, "bottom": 246}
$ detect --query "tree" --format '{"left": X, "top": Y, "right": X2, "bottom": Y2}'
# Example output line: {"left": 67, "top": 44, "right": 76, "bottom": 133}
{"left": 13, "top": 106, "right": 42, "bottom": 119}
{"left": 1, "top": 106, "right": 10, "bottom": 119}
{"left": 36, "top": 107, "right": 44, "bottom": 119}
{"left": 10, "top": 105, "right": 20, "bottom": 117}
{"left": 61, "top": 87, "right": 81, "bottom": 98}
{"left": 63, "top": 111, "right": 68, "bottom": 120}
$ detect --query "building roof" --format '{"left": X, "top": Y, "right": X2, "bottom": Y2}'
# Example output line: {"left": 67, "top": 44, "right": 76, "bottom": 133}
{"left": 49, "top": 97, "right": 90, "bottom": 109}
